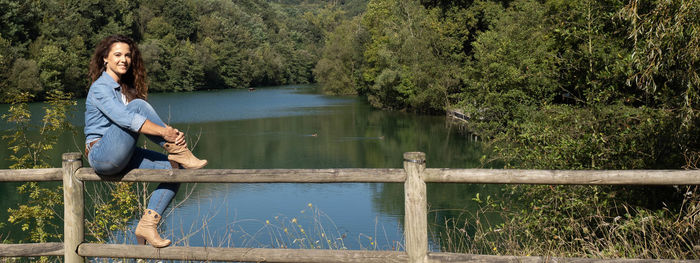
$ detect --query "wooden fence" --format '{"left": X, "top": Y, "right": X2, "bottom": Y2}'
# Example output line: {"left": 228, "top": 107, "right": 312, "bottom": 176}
{"left": 1, "top": 151, "right": 699, "bottom": 262}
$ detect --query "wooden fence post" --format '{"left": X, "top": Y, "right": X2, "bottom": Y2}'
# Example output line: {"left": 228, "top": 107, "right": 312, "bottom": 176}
{"left": 403, "top": 152, "right": 427, "bottom": 263}
{"left": 62, "top": 152, "right": 84, "bottom": 263}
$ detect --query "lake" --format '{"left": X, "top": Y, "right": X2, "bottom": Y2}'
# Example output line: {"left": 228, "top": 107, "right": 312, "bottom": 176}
{"left": 0, "top": 85, "right": 497, "bottom": 252}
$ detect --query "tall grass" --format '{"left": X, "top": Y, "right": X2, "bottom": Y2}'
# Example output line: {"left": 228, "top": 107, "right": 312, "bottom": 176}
{"left": 84, "top": 186, "right": 401, "bottom": 262}
{"left": 436, "top": 186, "right": 700, "bottom": 259}
{"left": 159, "top": 200, "right": 399, "bottom": 251}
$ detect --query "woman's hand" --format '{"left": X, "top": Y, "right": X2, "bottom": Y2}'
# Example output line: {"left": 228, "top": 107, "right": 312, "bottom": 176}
{"left": 139, "top": 120, "right": 187, "bottom": 146}
{"left": 163, "top": 126, "right": 187, "bottom": 146}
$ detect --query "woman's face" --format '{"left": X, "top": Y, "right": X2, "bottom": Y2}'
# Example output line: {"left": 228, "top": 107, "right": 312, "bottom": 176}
{"left": 103, "top": 42, "right": 131, "bottom": 79}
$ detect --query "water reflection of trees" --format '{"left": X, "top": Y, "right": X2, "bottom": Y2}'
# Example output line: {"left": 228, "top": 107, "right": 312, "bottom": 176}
{"left": 361, "top": 109, "right": 505, "bottom": 246}
{"left": 370, "top": 183, "right": 503, "bottom": 247}
{"left": 191, "top": 101, "right": 484, "bottom": 170}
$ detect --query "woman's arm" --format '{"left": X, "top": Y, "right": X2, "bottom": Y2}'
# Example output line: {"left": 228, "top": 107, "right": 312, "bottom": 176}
{"left": 139, "top": 120, "right": 186, "bottom": 146}
{"left": 90, "top": 83, "right": 147, "bottom": 133}
{"left": 89, "top": 82, "right": 186, "bottom": 146}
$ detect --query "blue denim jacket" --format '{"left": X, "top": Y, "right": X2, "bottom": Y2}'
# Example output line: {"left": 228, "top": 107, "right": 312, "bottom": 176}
{"left": 84, "top": 71, "right": 147, "bottom": 144}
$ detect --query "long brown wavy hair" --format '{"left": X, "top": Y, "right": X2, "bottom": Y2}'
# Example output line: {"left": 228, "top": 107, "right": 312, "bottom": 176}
{"left": 88, "top": 35, "right": 148, "bottom": 100}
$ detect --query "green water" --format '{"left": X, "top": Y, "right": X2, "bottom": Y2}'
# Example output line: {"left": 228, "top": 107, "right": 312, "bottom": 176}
{"left": 0, "top": 85, "right": 496, "bottom": 251}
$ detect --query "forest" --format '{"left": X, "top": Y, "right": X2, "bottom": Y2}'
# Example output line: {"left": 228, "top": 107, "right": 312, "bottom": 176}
{"left": 0, "top": 0, "right": 366, "bottom": 100}
{"left": 319, "top": 0, "right": 696, "bottom": 257}
{"left": 315, "top": 1, "right": 699, "bottom": 255}
{"left": 2, "top": 0, "right": 699, "bottom": 259}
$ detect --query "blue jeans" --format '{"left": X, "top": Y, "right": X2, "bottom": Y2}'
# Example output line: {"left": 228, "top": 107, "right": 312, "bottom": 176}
{"left": 87, "top": 99, "right": 179, "bottom": 215}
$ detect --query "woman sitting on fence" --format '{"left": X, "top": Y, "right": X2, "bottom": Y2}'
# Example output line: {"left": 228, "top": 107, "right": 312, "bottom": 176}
{"left": 84, "top": 35, "right": 207, "bottom": 248}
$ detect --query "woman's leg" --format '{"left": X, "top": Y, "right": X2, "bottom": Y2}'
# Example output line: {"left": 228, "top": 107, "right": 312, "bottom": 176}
{"left": 126, "top": 99, "right": 208, "bottom": 169}
{"left": 126, "top": 148, "right": 181, "bottom": 215}
{"left": 128, "top": 148, "right": 180, "bottom": 248}
{"left": 88, "top": 124, "right": 138, "bottom": 175}
{"left": 126, "top": 99, "right": 168, "bottom": 147}
{"left": 88, "top": 111, "right": 180, "bottom": 213}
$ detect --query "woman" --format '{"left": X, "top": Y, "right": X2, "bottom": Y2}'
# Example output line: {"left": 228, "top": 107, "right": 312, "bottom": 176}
{"left": 84, "top": 35, "right": 207, "bottom": 248}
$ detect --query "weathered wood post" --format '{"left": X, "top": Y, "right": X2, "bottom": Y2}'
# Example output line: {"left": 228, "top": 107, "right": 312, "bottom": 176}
{"left": 403, "top": 152, "right": 427, "bottom": 263}
{"left": 62, "top": 152, "right": 84, "bottom": 263}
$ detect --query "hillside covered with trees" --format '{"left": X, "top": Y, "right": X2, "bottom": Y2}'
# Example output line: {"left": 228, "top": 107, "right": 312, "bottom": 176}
{"left": 0, "top": 0, "right": 366, "bottom": 101}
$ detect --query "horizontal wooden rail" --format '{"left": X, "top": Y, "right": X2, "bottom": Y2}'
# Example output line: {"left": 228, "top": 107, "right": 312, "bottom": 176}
{"left": 0, "top": 243, "right": 64, "bottom": 257}
{"left": 75, "top": 168, "right": 407, "bottom": 183}
{"left": 424, "top": 169, "right": 700, "bottom": 185}
{"left": 78, "top": 244, "right": 408, "bottom": 263}
{"left": 69, "top": 167, "right": 700, "bottom": 185}
{"left": 0, "top": 168, "right": 63, "bottom": 182}
{"left": 75, "top": 244, "right": 700, "bottom": 263}
{"left": 4, "top": 165, "right": 699, "bottom": 186}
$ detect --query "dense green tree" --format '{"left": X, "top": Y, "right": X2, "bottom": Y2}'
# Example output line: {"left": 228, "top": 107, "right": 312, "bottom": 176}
{"left": 139, "top": 38, "right": 166, "bottom": 91}
{"left": 166, "top": 40, "right": 205, "bottom": 91}
{"left": 0, "top": 0, "right": 40, "bottom": 46}
{"left": 544, "top": 0, "right": 630, "bottom": 105}
{"left": 144, "top": 17, "right": 175, "bottom": 40}
{"left": 460, "top": 0, "right": 558, "bottom": 132}
{"left": 249, "top": 43, "right": 286, "bottom": 86}
{"left": 163, "top": 0, "right": 198, "bottom": 40}
{"left": 302, "top": 4, "right": 348, "bottom": 44}
{"left": 141, "top": 37, "right": 205, "bottom": 92}
{"left": 313, "top": 16, "right": 366, "bottom": 95}
{"left": 0, "top": 35, "right": 17, "bottom": 100}
{"left": 216, "top": 41, "right": 254, "bottom": 89}
{"left": 359, "top": 0, "right": 465, "bottom": 111}
{"left": 36, "top": 44, "right": 65, "bottom": 93}
{"left": 620, "top": 0, "right": 700, "bottom": 126}
{"left": 30, "top": 38, "right": 87, "bottom": 98}
{"left": 8, "top": 58, "right": 42, "bottom": 95}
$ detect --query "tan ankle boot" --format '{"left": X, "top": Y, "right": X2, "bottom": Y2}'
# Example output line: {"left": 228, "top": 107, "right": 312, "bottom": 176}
{"left": 164, "top": 142, "right": 207, "bottom": 169}
{"left": 135, "top": 209, "right": 171, "bottom": 248}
